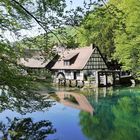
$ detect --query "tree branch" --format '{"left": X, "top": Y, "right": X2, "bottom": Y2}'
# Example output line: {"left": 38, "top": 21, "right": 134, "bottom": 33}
{"left": 11, "top": 0, "right": 62, "bottom": 44}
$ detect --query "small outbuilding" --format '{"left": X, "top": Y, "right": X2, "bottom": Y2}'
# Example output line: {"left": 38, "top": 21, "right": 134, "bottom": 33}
{"left": 19, "top": 50, "right": 48, "bottom": 75}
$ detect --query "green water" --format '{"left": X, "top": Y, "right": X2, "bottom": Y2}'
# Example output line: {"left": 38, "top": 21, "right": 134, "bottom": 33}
{"left": 0, "top": 85, "right": 140, "bottom": 140}
{"left": 79, "top": 86, "right": 140, "bottom": 140}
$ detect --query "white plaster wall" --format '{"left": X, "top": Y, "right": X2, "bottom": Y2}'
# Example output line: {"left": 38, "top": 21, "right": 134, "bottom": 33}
{"left": 55, "top": 70, "right": 84, "bottom": 80}
{"left": 76, "top": 71, "right": 84, "bottom": 80}
{"left": 65, "top": 71, "right": 73, "bottom": 79}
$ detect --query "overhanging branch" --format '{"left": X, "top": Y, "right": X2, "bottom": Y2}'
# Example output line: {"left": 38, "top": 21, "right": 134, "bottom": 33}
{"left": 11, "top": 0, "right": 62, "bottom": 44}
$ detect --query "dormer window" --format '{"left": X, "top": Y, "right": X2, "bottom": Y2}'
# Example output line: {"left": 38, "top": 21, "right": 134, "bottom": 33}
{"left": 63, "top": 52, "right": 79, "bottom": 66}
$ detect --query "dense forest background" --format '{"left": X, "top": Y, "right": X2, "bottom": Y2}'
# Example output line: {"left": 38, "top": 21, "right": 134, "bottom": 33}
{"left": 0, "top": 0, "right": 140, "bottom": 90}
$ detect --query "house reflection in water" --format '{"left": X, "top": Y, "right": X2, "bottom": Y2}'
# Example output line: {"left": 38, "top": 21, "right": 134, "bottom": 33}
{"left": 81, "top": 87, "right": 109, "bottom": 103}
{"left": 56, "top": 92, "right": 94, "bottom": 115}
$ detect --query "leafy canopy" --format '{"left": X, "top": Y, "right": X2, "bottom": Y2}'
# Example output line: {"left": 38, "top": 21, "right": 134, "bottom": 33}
{"left": 0, "top": 0, "right": 89, "bottom": 90}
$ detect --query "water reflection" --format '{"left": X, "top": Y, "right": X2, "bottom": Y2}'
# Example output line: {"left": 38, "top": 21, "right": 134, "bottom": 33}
{"left": 79, "top": 87, "right": 140, "bottom": 140}
{"left": 0, "top": 87, "right": 52, "bottom": 114}
{"left": 0, "top": 87, "right": 56, "bottom": 139}
{"left": 1, "top": 85, "right": 140, "bottom": 140}
{"left": 0, "top": 117, "right": 56, "bottom": 140}
{"left": 54, "top": 92, "right": 94, "bottom": 115}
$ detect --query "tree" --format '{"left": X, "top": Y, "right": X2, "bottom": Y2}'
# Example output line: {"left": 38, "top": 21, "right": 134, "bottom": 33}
{"left": 109, "top": 0, "right": 140, "bottom": 76}
{"left": 76, "top": 4, "right": 124, "bottom": 59}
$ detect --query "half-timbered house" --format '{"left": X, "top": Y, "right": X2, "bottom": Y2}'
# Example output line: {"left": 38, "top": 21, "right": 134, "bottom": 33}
{"left": 51, "top": 44, "right": 108, "bottom": 85}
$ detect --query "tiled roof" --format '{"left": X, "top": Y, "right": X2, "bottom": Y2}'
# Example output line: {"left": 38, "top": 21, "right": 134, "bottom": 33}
{"left": 52, "top": 46, "right": 94, "bottom": 70}
{"left": 63, "top": 52, "right": 79, "bottom": 60}
{"left": 19, "top": 57, "right": 49, "bottom": 68}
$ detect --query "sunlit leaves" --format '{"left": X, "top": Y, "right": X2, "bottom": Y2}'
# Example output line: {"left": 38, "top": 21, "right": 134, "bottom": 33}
{"left": 111, "top": 0, "right": 140, "bottom": 76}
{"left": 76, "top": 4, "right": 124, "bottom": 59}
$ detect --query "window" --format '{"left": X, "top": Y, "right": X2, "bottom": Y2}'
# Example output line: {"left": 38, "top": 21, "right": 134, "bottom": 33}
{"left": 64, "top": 60, "right": 70, "bottom": 66}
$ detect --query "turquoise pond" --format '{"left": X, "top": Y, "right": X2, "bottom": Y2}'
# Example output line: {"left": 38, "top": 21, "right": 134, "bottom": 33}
{"left": 0, "top": 85, "right": 140, "bottom": 140}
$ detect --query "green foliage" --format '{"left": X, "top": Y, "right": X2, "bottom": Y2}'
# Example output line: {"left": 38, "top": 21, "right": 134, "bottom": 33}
{"left": 76, "top": 0, "right": 140, "bottom": 76}
{"left": 110, "top": 0, "right": 140, "bottom": 76}
{"left": 49, "top": 26, "right": 79, "bottom": 48}
{"left": 77, "top": 4, "right": 124, "bottom": 58}
{"left": 0, "top": 41, "right": 34, "bottom": 92}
